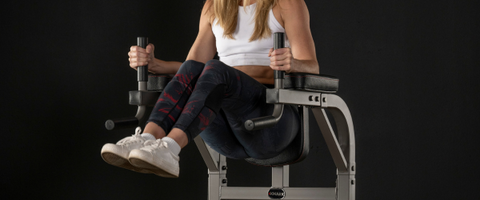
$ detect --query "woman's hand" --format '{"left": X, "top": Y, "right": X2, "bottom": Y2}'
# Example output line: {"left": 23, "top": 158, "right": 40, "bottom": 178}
{"left": 268, "top": 47, "right": 293, "bottom": 73}
{"left": 128, "top": 43, "right": 155, "bottom": 70}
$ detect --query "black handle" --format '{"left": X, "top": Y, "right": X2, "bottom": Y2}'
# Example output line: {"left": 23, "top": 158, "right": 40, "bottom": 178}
{"left": 105, "top": 117, "right": 139, "bottom": 131}
{"left": 245, "top": 32, "right": 286, "bottom": 131}
{"left": 273, "top": 32, "right": 285, "bottom": 80}
{"left": 137, "top": 37, "right": 148, "bottom": 82}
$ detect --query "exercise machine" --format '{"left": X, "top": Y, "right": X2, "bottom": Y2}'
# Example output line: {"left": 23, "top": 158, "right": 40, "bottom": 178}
{"left": 105, "top": 34, "right": 355, "bottom": 200}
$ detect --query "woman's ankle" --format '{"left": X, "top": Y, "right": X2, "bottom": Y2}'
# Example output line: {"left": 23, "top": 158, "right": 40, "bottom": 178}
{"left": 167, "top": 128, "right": 189, "bottom": 148}
{"left": 162, "top": 137, "right": 182, "bottom": 155}
{"left": 143, "top": 122, "right": 166, "bottom": 139}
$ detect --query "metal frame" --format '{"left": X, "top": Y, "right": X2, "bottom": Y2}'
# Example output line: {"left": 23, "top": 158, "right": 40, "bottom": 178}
{"left": 194, "top": 91, "right": 355, "bottom": 200}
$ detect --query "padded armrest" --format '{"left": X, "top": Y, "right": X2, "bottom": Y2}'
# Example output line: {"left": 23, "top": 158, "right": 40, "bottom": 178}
{"left": 147, "top": 74, "right": 173, "bottom": 92}
{"left": 284, "top": 73, "right": 339, "bottom": 93}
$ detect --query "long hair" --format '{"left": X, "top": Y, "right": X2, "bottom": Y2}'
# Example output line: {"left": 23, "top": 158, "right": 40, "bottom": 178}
{"left": 210, "top": 0, "right": 277, "bottom": 41}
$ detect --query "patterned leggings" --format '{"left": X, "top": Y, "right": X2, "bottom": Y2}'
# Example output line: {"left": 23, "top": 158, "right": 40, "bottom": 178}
{"left": 147, "top": 60, "right": 300, "bottom": 159}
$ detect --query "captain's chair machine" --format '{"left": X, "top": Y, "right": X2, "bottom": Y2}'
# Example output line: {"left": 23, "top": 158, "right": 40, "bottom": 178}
{"left": 105, "top": 34, "right": 356, "bottom": 200}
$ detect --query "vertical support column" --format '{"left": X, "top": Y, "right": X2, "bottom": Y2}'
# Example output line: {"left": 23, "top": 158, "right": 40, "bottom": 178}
{"left": 337, "top": 169, "right": 356, "bottom": 200}
{"left": 195, "top": 136, "right": 228, "bottom": 200}
{"left": 208, "top": 154, "right": 227, "bottom": 200}
{"left": 272, "top": 166, "right": 289, "bottom": 188}
{"left": 208, "top": 154, "right": 228, "bottom": 200}
{"left": 320, "top": 94, "right": 356, "bottom": 200}
{"left": 219, "top": 154, "right": 228, "bottom": 188}
{"left": 208, "top": 169, "right": 221, "bottom": 200}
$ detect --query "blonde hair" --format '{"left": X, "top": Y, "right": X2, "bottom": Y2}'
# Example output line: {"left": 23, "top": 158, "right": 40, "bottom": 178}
{"left": 209, "top": 0, "right": 277, "bottom": 42}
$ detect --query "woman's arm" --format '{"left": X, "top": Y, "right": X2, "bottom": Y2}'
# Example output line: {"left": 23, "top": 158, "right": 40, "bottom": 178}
{"left": 128, "top": 0, "right": 216, "bottom": 74}
{"left": 185, "top": 0, "right": 217, "bottom": 63}
{"left": 128, "top": 42, "right": 184, "bottom": 74}
{"left": 270, "top": 0, "right": 319, "bottom": 74}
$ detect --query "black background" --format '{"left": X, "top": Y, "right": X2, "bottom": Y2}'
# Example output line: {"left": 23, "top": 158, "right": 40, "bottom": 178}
{"left": 2, "top": 0, "right": 479, "bottom": 199}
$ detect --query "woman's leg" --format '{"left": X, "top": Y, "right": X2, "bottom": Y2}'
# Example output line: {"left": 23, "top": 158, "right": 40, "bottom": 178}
{"left": 101, "top": 60, "right": 205, "bottom": 175}
{"left": 128, "top": 59, "right": 300, "bottom": 178}
{"left": 173, "top": 59, "right": 300, "bottom": 159}
{"left": 199, "top": 110, "right": 250, "bottom": 159}
{"left": 127, "top": 59, "right": 233, "bottom": 177}
{"left": 144, "top": 60, "right": 206, "bottom": 140}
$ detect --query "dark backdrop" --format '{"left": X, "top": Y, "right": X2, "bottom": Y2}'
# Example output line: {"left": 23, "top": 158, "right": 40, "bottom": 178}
{"left": 2, "top": 0, "right": 479, "bottom": 199}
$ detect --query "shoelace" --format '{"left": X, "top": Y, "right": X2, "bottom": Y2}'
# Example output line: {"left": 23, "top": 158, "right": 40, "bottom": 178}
{"left": 142, "top": 139, "right": 168, "bottom": 152}
{"left": 116, "top": 127, "right": 144, "bottom": 145}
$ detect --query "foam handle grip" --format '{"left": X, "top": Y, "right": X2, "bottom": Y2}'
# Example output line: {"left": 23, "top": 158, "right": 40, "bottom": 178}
{"left": 137, "top": 37, "right": 148, "bottom": 82}
{"left": 274, "top": 32, "right": 285, "bottom": 50}
{"left": 273, "top": 32, "right": 285, "bottom": 80}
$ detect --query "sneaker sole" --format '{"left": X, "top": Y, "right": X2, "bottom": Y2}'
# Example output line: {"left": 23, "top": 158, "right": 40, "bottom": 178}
{"left": 128, "top": 157, "right": 179, "bottom": 178}
{"left": 101, "top": 147, "right": 150, "bottom": 174}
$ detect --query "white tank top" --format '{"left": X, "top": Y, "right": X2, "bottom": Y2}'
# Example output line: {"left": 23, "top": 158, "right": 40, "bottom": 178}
{"left": 212, "top": 3, "right": 289, "bottom": 66}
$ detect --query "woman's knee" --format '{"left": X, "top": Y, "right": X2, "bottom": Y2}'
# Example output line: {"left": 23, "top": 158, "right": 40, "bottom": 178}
{"left": 183, "top": 59, "right": 204, "bottom": 66}
{"left": 205, "top": 59, "right": 231, "bottom": 72}
{"left": 201, "top": 59, "right": 233, "bottom": 79}
{"left": 180, "top": 60, "right": 205, "bottom": 70}
{"left": 205, "top": 59, "right": 223, "bottom": 67}
{"left": 176, "top": 60, "right": 205, "bottom": 75}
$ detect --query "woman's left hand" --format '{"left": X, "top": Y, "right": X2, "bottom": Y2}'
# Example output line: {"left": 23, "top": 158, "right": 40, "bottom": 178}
{"left": 268, "top": 47, "right": 293, "bottom": 73}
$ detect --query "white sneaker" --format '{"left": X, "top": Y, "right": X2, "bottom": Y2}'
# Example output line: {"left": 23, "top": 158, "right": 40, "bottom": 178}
{"left": 101, "top": 127, "right": 150, "bottom": 173}
{"left": 128, "top": 139, "right": 180, "bottom": 178}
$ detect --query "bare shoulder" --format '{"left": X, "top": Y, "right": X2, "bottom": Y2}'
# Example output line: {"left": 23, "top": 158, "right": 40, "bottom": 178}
{"left": 200, "top": 0, "right": 214, "bottom": 25}
{"left": 276, "top": 0, "right": 305, "bottom": 6}
{"left": 273, "top": 0, "right": 309, "bottom": 26}
{"left": 201, "top": 0, "right": 214, "bottom": 17}
{"left": 276, "top": 0, "right": 309, "bottom": 14}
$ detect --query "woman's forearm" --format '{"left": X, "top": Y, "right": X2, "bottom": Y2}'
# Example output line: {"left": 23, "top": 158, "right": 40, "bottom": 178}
{"left": 290, "top": 59, "right": 319, "bottom": 74}
{"left": 149, "top": 58, "right": 183, "bottom": 74}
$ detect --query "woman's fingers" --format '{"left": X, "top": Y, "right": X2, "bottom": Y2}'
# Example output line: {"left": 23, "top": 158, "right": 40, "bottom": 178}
{"left": 268, "top": 48, "right": 274, "bottom": 57}
{"left": 128, "top": 45, "right": 150, "bottom": 69}
{"left": 146, "top": 43, "right": 155, "bottom": 54}
{"left": 269, "top": 48, "right": 293, "bottom": 71}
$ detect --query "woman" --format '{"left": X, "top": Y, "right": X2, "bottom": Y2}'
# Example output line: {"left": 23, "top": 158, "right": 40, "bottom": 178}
{"left": 101, "top": 0, "right": 319, "bottom": 178}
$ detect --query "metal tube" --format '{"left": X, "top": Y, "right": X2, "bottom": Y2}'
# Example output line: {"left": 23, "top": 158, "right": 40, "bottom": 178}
{"left": 244, "top": 32, "right": 286, "bottom": 131}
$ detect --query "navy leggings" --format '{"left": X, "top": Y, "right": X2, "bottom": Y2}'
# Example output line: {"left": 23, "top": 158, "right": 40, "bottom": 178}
{"left": 147, "top": 60, "right": 300, "bottom": 159}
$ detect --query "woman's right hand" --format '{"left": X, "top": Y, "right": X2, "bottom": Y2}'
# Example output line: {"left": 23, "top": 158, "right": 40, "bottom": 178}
{"left": 128, "top": 43, "right": 155, "bottom": 70}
